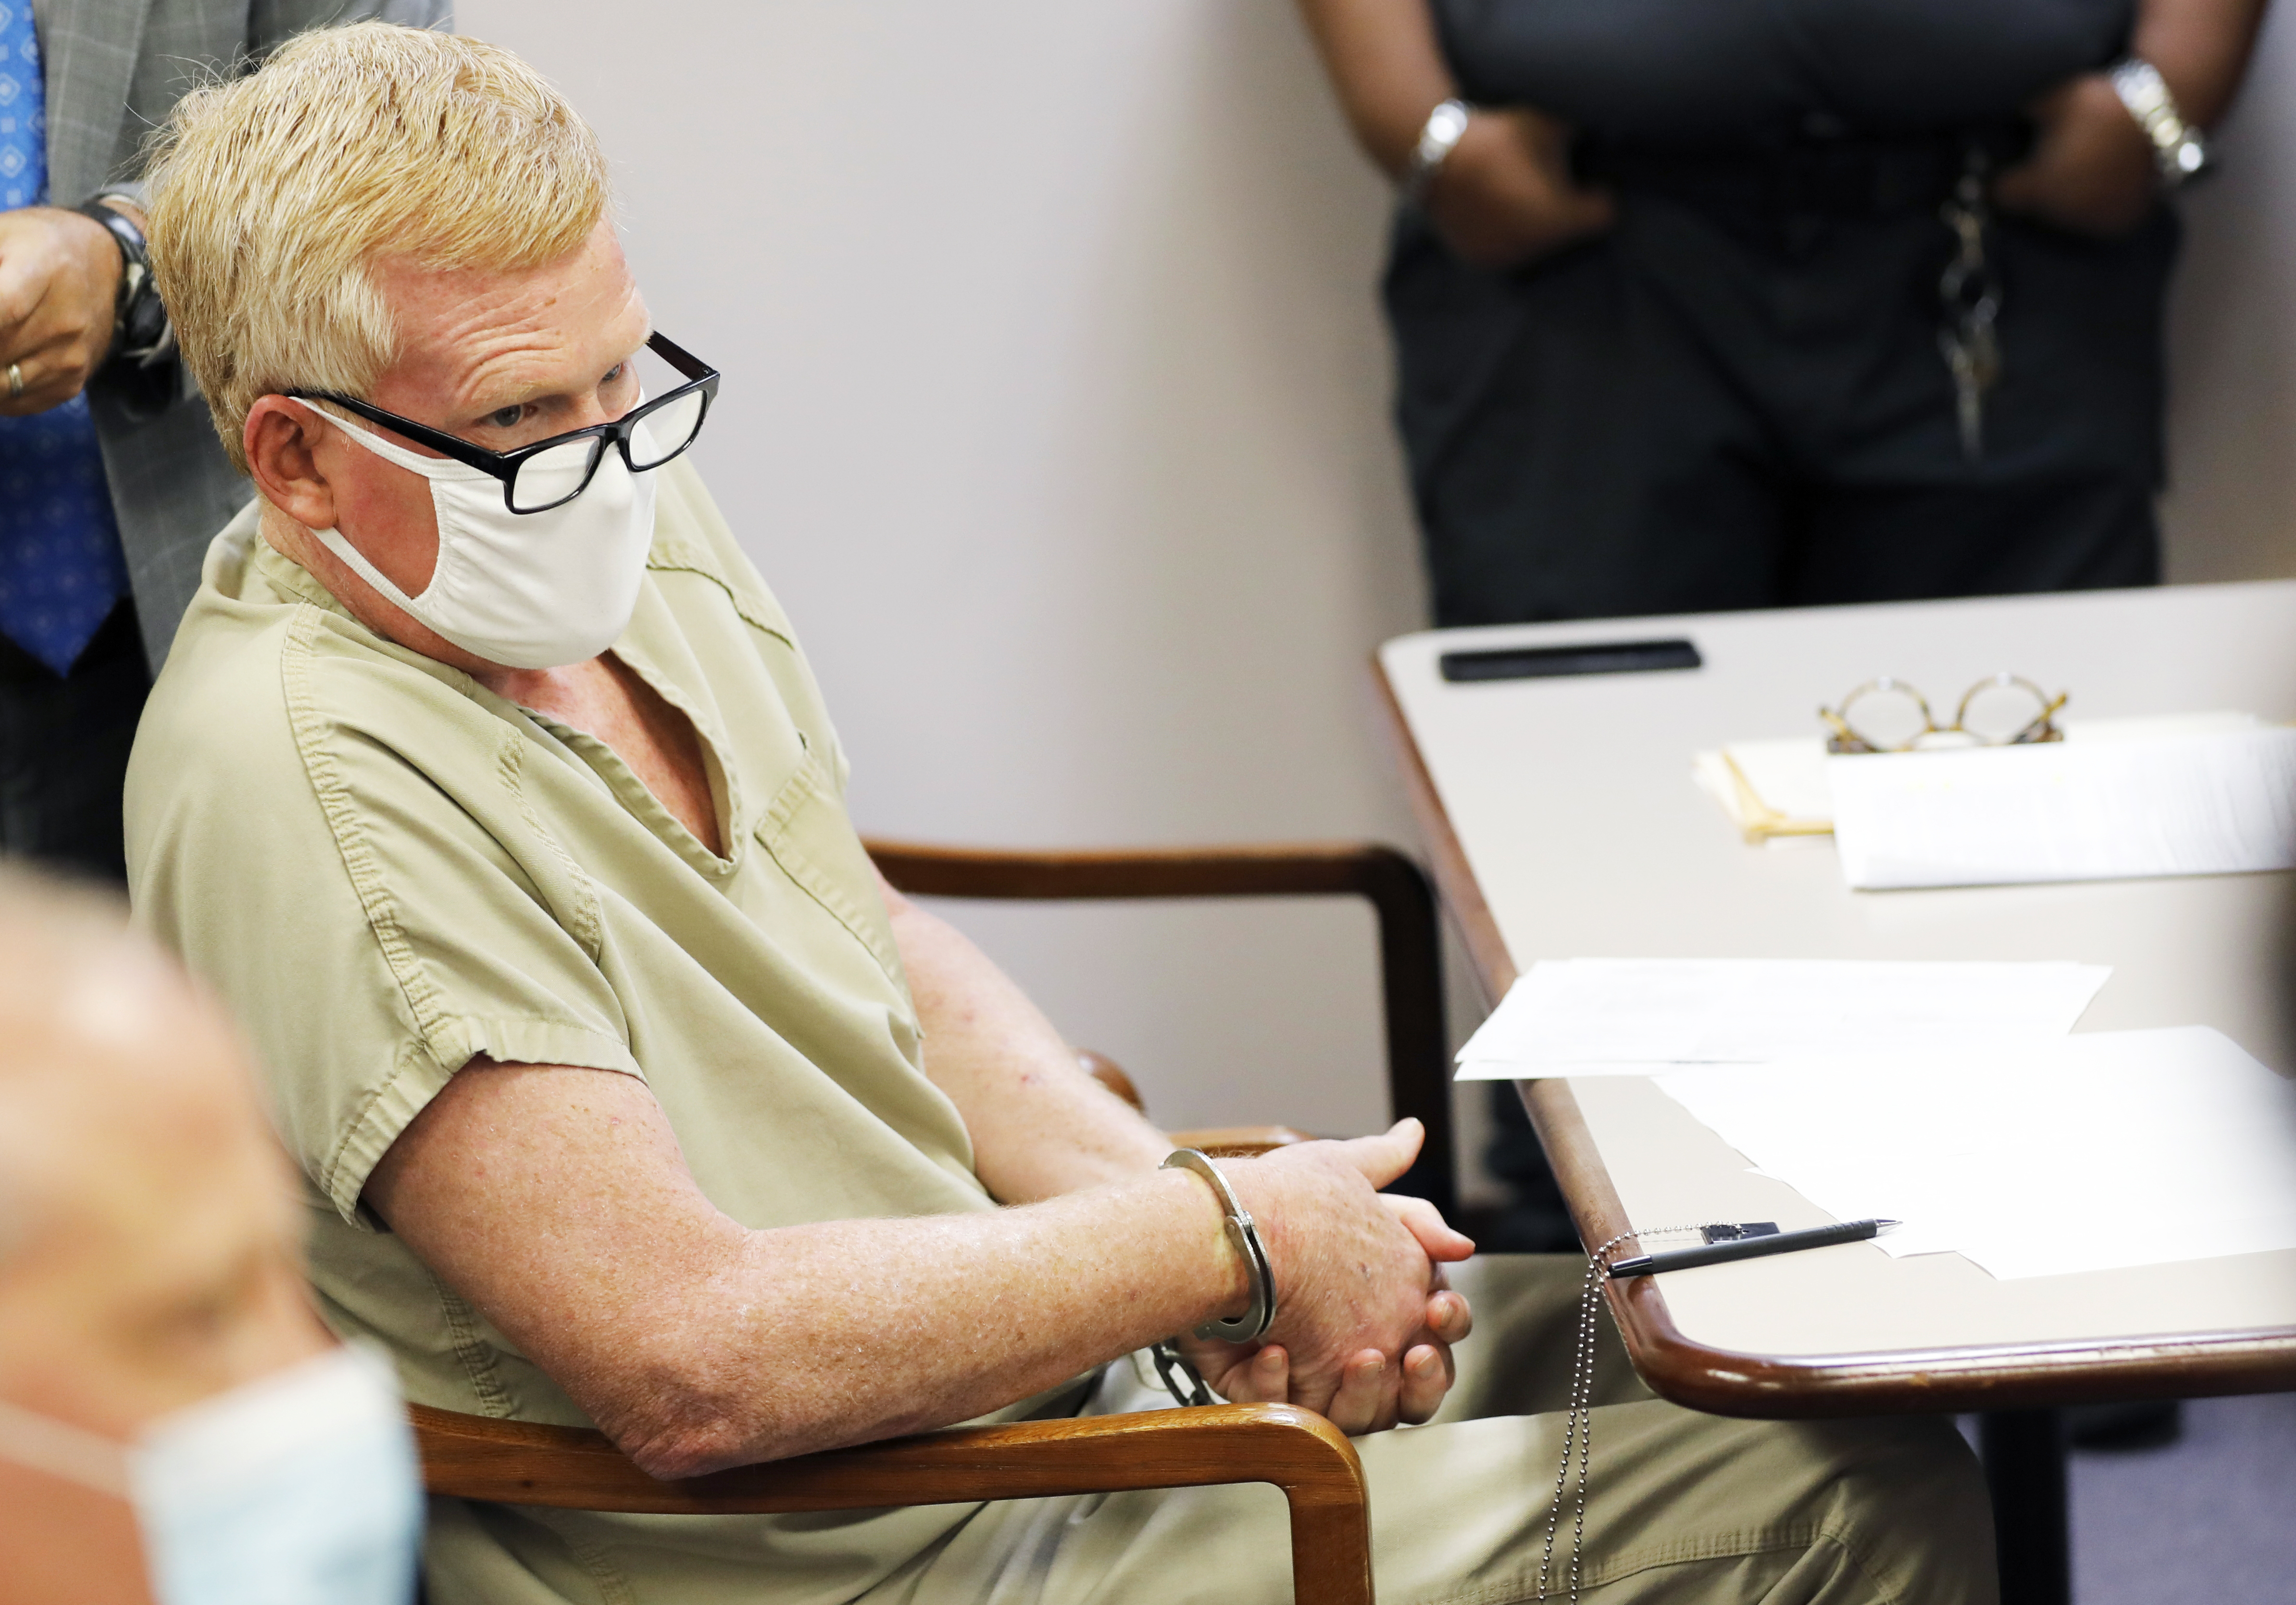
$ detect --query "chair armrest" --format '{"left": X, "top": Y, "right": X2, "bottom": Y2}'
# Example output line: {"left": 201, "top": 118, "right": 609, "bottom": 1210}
{"left": 1168, "top": 1125, "right": 1317, "bottom": 1157}
{"left": 866, "top": 836, "right": 1416, "bottom": 904}
{"left": 1077, "top": 1047, "right": 1147, "bottom": 1111}
{"left": 867, "top": 837, "right": 1453, "bottom": 1217}
{"left": 1085, "top": 1049, "right": 1314, "bottom": 1152}
{"left": 412, "top": 1402, "right": 1373, "bottom": 1604}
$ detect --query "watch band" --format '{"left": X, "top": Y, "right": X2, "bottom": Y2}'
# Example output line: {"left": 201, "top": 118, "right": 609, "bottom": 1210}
{"left": 75, "top": 200, "right": 174, "bottom": 369}
{"left": 1162, "top": 1147, "right": 1278, "bottom": 1343}
{"left": 2109, "top": 58, "right": 2210, "bottom": 189}
{"left": 1401, "top": 98, "right": 1472, "bottom": 207}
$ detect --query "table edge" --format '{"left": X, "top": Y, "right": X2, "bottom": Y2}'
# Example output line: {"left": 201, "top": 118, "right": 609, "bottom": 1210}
{"left": 1375, "top": 577, "right": 2296, "bottom": 661}
{"left": 1523, "top": 1078, "right": 2296, "bottom": 1416}
{"left": 1369, "top": 655, "right": 1518, "bottom": 1005}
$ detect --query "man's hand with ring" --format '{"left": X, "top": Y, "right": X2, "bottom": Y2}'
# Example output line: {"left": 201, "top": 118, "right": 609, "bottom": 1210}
{"left": 0, "top": 207, "right": 123, "bottom": 417}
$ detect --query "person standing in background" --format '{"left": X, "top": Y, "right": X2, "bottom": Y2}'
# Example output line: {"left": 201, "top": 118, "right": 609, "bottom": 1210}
{"left": 1296, "top": 0, "right": 2269, "bottom": 629}
{"left": 0, "top": 0, "right": 448, "bottom": 883}
{"left": 1294, "top": 0, "right": 2269, "bottom": 1266}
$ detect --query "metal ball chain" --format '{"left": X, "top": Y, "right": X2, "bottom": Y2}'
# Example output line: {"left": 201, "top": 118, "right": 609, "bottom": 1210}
{"left": 1535, "top": 1222, "right": 1735, "bottom": 1603}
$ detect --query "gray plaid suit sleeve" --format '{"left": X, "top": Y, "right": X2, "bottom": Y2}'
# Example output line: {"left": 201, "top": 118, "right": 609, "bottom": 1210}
{"left": 43, "top": 0, "right": 453, "bottom": 670}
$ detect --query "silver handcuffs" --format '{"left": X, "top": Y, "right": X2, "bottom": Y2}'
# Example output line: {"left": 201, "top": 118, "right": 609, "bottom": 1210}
{"left": 1149, "top": 1148, "right": 1280, "bottom": 1407}
{"left": 1163, "top": 1147, "right": 1278, "bottom": 1341}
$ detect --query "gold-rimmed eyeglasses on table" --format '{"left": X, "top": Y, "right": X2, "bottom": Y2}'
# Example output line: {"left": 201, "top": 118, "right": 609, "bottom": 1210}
{"left": 1821, "top": 673, "right": 2068, "bottom": 755}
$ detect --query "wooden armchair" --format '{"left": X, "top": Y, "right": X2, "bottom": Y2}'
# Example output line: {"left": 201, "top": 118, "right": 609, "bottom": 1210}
{"left": 411, "top": 839, "right": 1449, "bottom": 1604}
{"left": 414, "top": 1400, "right": 1371, "bottom": 1602}
{"left": 863, "top": 837, "right": 1453, "bottom": 1215}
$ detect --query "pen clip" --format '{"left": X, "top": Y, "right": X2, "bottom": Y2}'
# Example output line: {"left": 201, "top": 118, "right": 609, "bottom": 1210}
{"left": 1699, "top": 1221, "right": 1780, "bottom": 1244}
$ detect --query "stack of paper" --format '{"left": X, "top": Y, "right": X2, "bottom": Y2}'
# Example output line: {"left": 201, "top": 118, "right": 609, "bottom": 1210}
{"left": 1656, "top": 1028, "right": 2296, "bottom": 1280}
{"left": 1832, "top": 724, "right": 2296, "bottom": 890}
{"left": 1691, "top": 713, "right": 2268, "bottom": 847}
{"left": 1454, "top": 958, "right": 2111, "bottom": 1081}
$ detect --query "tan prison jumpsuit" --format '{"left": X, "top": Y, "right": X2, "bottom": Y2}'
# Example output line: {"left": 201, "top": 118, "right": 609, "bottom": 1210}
{"left": 125, "top": 463, "right": 1994, "bottom": 1605}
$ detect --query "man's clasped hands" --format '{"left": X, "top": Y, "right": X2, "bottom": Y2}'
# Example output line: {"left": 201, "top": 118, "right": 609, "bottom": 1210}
{"left": 1174, "top": 1120, "right": 1477, "bottom": 1436}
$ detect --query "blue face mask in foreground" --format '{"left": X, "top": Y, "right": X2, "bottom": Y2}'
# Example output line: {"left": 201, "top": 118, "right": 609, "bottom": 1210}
{"left": 0, "top": 1344, "right": 423, "bottom": 1605}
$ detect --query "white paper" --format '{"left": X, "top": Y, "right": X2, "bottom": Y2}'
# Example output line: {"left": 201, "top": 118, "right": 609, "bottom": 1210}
{"left": 1691, "top": 754, "right": 1836, "bottom": 850}
{"left": 1692, "top": 738, "right": 1836, "bottom": 832}
{"left": 1723, "top": 738, "right": 1835, "bottom": 822}
{"left": 1831, "top": 725, "right": 2296, "bottom": 890}
{"left": 1693, "top": 714, "right": 2262, "bottom": 839}
{"left": 1655, "top": 1028, "right": 2296, "bottom": 1280}
{"left": 1454, "top": 958, "right": 2110, "bottom": 1078}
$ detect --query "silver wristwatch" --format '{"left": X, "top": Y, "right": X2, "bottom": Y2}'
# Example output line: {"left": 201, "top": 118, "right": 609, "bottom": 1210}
{"left": 2109, "top": 58, "right": 2211, "bottom": 189}
{"left": 1401, "top": 98, "right": 1471, "bottom": 207}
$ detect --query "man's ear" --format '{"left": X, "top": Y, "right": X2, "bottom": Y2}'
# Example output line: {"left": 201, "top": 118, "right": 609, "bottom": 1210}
{"left": 244, "top": 398, "right": 339, "bottom": 533}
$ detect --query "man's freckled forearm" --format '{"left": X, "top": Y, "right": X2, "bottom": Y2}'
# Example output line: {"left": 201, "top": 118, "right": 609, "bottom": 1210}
{"left": 393, "top": 1068, "right": 1242, "bottom": 1466}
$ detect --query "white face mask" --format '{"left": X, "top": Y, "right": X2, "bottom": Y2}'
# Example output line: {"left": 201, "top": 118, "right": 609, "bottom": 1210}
{"left": 0, "top": 1344, "right": 423, "bottom": 1605}
{"left": 311, "top": 406, "right": 659, "bottom": 670}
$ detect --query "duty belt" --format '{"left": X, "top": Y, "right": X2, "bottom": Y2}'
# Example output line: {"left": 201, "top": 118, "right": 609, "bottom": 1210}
{"left": 1584, "top": 130, "right": 1973, "bottom": 219}
{"left": 1580, "top": 125, "right": 2016, "bottom": 461}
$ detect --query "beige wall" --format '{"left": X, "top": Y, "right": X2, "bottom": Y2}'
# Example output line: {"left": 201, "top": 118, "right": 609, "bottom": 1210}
{"left": 455, "top": 0, "right": 1437, "bottom": 1156}
{"left": 457, "top": 0, "right": 2296, "bottom": 1190}
{"left": 2163, "top": 3, "right": 2296, "bottom": 584}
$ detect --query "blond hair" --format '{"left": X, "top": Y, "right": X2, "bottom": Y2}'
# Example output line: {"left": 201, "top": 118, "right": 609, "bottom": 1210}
{"left": 144, "top": 24, "right": 612, "bottom": 473}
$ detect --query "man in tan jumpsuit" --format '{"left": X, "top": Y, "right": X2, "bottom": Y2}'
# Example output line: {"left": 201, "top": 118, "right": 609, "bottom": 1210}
{"left": 123, "top": 23, "right": 1996, "bottom": 1605}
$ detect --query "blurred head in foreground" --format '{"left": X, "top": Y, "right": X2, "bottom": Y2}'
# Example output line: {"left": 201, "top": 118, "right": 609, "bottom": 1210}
{"left": 0, "top": 876, "right": 421, "bottom": 1605}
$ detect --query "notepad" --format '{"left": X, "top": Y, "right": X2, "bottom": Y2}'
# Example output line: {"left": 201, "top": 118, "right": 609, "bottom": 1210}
{"left": 1453, "top": 958, "right": 2110, "bottom": 1080}
{"left": 1691, "top": 739, "right": 1835, "bottom": 842}
{"left": 1655, "top": 1028, "right": 2296, "bottom": 1280}
{"left": 1833, "top": 724, "right": 2296, "bottom": 889}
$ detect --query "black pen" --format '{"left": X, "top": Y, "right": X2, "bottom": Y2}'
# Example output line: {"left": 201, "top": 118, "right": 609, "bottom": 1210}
{"left": 1606, "top": 1219, "right": 1899, "bottom": 1279}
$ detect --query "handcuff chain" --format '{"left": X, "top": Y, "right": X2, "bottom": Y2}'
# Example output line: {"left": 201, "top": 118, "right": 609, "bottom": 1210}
{"left": 1535, "top": 1222, "right": 1736, "bottom": 1603}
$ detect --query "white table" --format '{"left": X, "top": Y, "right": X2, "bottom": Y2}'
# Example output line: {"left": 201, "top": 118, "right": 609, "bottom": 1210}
{"left": 1374, "top": 582, "right": 2296, "bottom": 1602}
{"left": 1383, "top": 582, "right": 2296, "bottom": 1069}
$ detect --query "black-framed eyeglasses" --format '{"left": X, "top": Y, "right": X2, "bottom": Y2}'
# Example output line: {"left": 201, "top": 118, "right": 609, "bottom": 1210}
{"left": 287, "top": 331, "right": 720, "bottom": 514}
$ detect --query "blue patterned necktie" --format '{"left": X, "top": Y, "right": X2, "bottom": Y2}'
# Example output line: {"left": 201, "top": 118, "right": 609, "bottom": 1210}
{"left": 0, "top": 0, "right": 131, "bottom": 675}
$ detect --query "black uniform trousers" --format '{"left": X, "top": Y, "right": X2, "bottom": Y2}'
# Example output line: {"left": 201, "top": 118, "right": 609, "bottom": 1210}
{"left": 1383, "top": 136, "right": 2180, "bottom": 1246}
{"left": 0, "top": 598, "right": 150, "bottom": 888}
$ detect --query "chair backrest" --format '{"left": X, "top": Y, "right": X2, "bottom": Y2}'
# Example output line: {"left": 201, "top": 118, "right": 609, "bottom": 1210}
{"left": 868, "top": 838, "right": 1454, "bottom": 1216}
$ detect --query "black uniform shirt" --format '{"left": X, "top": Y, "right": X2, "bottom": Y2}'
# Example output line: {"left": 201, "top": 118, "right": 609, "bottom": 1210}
{"left": 1435, "top": 0, "right": 2135, "bottom": 143}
